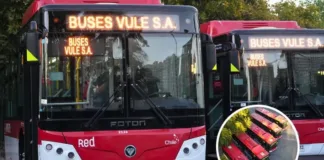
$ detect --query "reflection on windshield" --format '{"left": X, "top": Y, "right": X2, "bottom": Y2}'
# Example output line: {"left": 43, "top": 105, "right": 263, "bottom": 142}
{"left": 41, "top": 33, "right": 201, "bottom": 113}
{"left": 232, "top": 50, "right": 324, "bottom": 111}
{"left": 128, "top": 33, "right": 200, "bottom": 110}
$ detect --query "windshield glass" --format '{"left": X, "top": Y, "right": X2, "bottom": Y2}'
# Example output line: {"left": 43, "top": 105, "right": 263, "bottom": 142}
{"left": 231, "top": 50, "right": 324, "bottom": 112}
{"left": 128, "top": 33, "right": 201, "bottom": 112}
{"left": 42, "top": 33, "right": 124, "bottom": 110}
{"left": 41, "top": 32, "right": 202, "bottom": 116}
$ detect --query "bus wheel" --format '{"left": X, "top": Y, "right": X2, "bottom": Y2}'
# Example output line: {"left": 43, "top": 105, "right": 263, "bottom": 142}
{"left": 18, "top": 131, "right": 24, "bottom": 160}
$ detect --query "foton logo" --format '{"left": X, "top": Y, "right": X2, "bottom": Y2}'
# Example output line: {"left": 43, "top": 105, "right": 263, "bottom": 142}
{"left": 78, "top": 137, "right": 95, "bottom": 148}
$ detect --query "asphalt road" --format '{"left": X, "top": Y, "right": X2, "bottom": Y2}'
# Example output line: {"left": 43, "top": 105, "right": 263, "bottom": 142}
{"left": 269, "top": 124, "right": 298, "bottom": 159}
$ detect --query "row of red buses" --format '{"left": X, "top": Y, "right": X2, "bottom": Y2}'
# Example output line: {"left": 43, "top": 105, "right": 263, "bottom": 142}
{"left": 250, "top": 113, "right": 282, "bottom": 138}
{"left": 232, "top": 133, "right": 270, "bottom": 160}
{"left": 201, "top": 20, "right": 324, "bottom": 156}
{"left": 222, "top": 142, "right": 248, "bottom": 160}
{"left": 0, "top": 0, "right": 219, "bottom": 160}
{"left": 255, "top": 108, "right": 288, "bottom": 129}
{"left": 246, "top": 123, "right": 278, "bottom": 152}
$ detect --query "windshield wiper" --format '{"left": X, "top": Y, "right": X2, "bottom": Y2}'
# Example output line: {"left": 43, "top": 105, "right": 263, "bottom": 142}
{"left": 130, "top": 83, "right": 172, "bottom": 126}
{"left": 275, "top": 87, "right": 323, "bottom": 117}
{"left": 84, "top": 84, "right": 124, "bottom": 128}
{"left": 293, "top": 87, "right": 324, "bottom": 117}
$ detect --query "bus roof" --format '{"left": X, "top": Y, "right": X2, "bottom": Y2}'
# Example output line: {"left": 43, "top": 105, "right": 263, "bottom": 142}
{"left": 256, "top": 108, "right": 287, "bottom": 124}
{"left": 22, "top": 0, "right": 162, "bottom": 25}
{"left": 251, "top": 113, "right": 282, "bottom": 133}
{"left": 250, "top": 123, "right": 277, "bottom": 145}
{"left": 200, "top": 20, "right": 301, "bottom": 37}
{"left": 252, "top": 145, "right": 269, "bottom": 160}
{"left": 236, "top": 133, "right": 269, "bottom": 159}
{"left": 237, "top": 133, "right": 259, "bottom": 149}
{"left": 222, "top": 142, "right": 248, "bottom": 160}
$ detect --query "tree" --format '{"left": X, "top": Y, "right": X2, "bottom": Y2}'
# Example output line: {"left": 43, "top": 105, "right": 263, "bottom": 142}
{"left": 304, "top": 0, "right": 324, "bottom": 28}
{"left": 0, "top": 0, "right": 32, "bottom": 59}
{"left": 163, "top": 0, "right": 276, "bottom": 23}
{"left": 273, "top": 0, "right": 323, "bottom": 28}
{"left": 218, "top": 108, "right": 252, "bottom": 147}
{"left": 220, "top": 154, "right": 229, "bottom": 160}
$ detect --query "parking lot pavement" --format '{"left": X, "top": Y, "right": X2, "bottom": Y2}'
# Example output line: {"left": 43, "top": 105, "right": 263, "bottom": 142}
{"left": 269, "top": 124, "right": 298, "bottom": 159}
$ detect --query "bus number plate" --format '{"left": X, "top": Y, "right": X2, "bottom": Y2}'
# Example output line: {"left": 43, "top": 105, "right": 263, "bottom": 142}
{"left": 118, "top": 130, "right": 128, "bottom": 134}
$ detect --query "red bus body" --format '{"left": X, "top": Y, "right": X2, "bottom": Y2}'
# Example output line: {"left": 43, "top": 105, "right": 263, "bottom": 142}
{"left": 222, "top": 142, "right": 248, "bottom": 160}
{"left": 200, "top": 20, "right": 301, "bottom": 37}
{"left": 255, "top": 108, "right": 288, "bottom": 130}
{"left": 250, "top": 113, "right": 282, "bottom": 138}
{"left": 200, "top": 20, "right": 324, "bottom": 156}
{"left": 234, "top": 133, "right": 269, "bottom": 160}
{"left": 247, "top": 123, "right": 278, "bottom": 152}
{"left": 3, "top": 0, "right": 207, "bottom": 160}
{"left": 22, "top": 0, "right": 162, "bottom": 25}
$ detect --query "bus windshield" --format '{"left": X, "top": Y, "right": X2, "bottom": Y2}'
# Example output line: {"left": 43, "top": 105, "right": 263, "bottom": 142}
{"left": 231, "top": 49, "right": 324, "bottom": 113}
{"left": 41, "top": 32, "right": 201, "bottom": 113}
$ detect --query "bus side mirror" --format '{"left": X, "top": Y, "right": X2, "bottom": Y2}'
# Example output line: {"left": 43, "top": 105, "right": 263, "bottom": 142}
{"left": 230, "top": 50, "right": 241, "bottom": 74}
{"left": 201, "top": 33, "right": 217, "bottom": 72}
{"left": 206, "top": 43, "right": 217, "bottom": 72}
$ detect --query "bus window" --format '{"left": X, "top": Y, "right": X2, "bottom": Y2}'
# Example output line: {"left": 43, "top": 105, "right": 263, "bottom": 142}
{"left": 231, "top": 50, "right": 289, "bottom": 108}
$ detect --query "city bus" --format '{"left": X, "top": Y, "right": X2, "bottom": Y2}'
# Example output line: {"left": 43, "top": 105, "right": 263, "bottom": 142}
{"left": 0, "top": 0, "right": 218, "bottom": 159}
{"left": 232, "top": 133, "right": 270, "bottom": 160}
{"left": 201, "top": 20, "right": 324, "bottom": 156}
{"left": 250, "top": 113, "right": 282, "bottom": 138}
{"left": 246, "top": 123, "right": 278, "bottom": 152}
{"left": 255, "top": 108, "right": 288, "bottom": 129}
{"left": 222, "top": 142, "right": 248, "bottom": 160}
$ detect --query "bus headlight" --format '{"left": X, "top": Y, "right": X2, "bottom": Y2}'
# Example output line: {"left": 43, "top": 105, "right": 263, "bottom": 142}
{"left": 183, "top": 147, "right": 190, "bottom": 154}
{"left": 56, "top": 148, "right": 63, "bottom": 155}
{"left": 39, "top": 141, "right": 81, "bottom": 160}
{"left": 200, "top": 138, "right": 205, "bottom": 145}
{"left": 68, "top": 152, "right": 75, "bottom": 158}
{"left": 176, "top": 135, "right": 206, "bottom": 160}
{"left": 46, "top": 144, "right": 53, "bottom": 151}
{"left": 192, "top": 143, "right": 198, "bottom": 149}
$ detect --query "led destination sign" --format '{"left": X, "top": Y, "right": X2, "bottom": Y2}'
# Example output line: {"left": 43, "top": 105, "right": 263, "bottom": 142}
{"left": 64, "top": 37, "right": 93, "bottom": 56}
{"left": 47, "top": 36, "right": 106, "bottom": 57}
{"left": 246, "top": 36, "right": 324, "bottom": 50}
{"left": 247, "top": 53, "right": 267, "bottom": 67}
{"left": 67, "top": 14, "right": 180, "bottom": 31}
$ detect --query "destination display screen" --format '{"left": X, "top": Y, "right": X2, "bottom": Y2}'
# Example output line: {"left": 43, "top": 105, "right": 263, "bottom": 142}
{"left": 64, "top": 36, "right": 93, "bottom": 56}
{"left": 67, "top": 14, "right": 180, "bottom": 31}
{"left": 47, "top": 34, "right": 106, "bottom": 56}
{"left": 47, "top": 10, "right": 197, "bottom": 33}
{"left": 239, "top": 35, "right": 324, "bottom": 50}
{"left": 247, "top": 53, "right": 267, "bottom": 67}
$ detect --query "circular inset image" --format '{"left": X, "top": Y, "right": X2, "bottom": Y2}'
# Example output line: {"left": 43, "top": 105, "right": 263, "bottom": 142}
{"left": 216, "top": 104, "right": 299, "bottom": 160}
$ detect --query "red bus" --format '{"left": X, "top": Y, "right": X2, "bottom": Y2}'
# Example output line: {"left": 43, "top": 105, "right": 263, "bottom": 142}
{"left": 222, "top": 142, "right": 248, "bottom": 160}
{"left": 200, "top": 20, "right": 324, "bottom": 156}
{"left": 255, "top": 108, "right": 288, "bottom": 129}
{"left": 250, "top": 113, "right": 282, "bottom": 138}
{"left": 232, "top": 133, "right": 270, "bottom": 160}
{"left": 1, "top": 0, "right": 218, "bottom": 159}
{"left": 246, "top": 123, "right": 278, "bottom": 152}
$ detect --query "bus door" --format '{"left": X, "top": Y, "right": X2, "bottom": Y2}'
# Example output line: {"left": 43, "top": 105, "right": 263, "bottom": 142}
{"left": 200, "top": 34, "right": 218, "bottom": 158}
{"left": 22, "top": 21, "right": 41, "bottom": 160}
